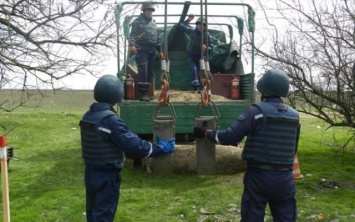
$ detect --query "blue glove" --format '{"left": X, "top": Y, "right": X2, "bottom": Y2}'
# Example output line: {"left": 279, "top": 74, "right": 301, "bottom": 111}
{"left": 156, "top": 135, "right": 175, "bottom": 153}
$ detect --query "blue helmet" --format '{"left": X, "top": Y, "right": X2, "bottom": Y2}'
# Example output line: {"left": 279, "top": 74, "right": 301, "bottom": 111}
{"left": 94, "top": 75, "right": 124, "bottom": 104}
{"left": 256, "top": 69, "right": 289, "bottom": 97}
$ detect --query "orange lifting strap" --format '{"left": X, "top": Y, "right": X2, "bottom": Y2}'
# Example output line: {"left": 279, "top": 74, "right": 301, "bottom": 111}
{"left": 200, "top": 79, "right": 210, "bottom": 106}
{"left": 159, "top": 78, "right": 169, "bottom": 106}
{"left": 200, "top": 68, "right": 212, "bottom": 106}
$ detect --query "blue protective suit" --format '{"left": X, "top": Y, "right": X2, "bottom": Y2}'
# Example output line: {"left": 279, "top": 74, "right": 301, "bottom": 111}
{"left": 80, "top": 102, "right": 165, "bottom": 222}
{"left": 206, "top": 97, "right": 300, "bottom": 222}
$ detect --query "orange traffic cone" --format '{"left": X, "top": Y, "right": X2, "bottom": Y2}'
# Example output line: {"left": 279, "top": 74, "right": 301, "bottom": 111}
{"left": 292, "top": 153, "right": 303, "bottom": 179}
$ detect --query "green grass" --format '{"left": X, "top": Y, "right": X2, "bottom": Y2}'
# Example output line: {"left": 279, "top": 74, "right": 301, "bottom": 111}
{"left": 0, "top": 90, "right": 355, "bottom": 221}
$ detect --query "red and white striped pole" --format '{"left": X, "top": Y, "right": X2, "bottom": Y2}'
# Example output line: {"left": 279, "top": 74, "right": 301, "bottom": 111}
{"left": 0, "top": 135, "right": 10, "bottom": 222}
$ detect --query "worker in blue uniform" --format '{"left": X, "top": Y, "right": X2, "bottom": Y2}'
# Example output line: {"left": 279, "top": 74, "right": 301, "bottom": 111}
{"left": 79, "top": 75, "right": 175, "bottom": 222}
{"left": 194, "top": 69, "right": 300, "bottom": 222}
{"left": 129, "top": 1, "right": 163, "bottom": 101}
{"left": 180, "top": 15, "right": 213, "bottom": 93}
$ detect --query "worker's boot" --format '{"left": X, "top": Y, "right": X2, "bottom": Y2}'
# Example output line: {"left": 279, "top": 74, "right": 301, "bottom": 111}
{"left": 193, "top": 86, "right": 201, "bottom": 94}
{"left": 138, "top": 91, "right": 150, "bottom": 101}
{"left": 147, "top": 93, "right": 154, "bottom": 101}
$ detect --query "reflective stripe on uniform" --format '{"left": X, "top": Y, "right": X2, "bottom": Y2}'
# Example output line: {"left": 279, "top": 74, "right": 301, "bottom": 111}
{"left": 144, "top": 142, "right": 153, "bottom": 158}
{"left": 98, "top": 127, "right": 111, "bottom": 134}
{"left": 255, "top": 114, "right": 263, "bottom": 119}
{"left": 215, "top": 132, "right": 220, "bottom": 144}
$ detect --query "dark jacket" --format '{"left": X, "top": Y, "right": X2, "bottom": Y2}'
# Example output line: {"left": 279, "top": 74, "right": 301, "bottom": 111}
{"left": 180, "top": 19, "right": 213, "bottom": 58}
{"left": 129, "top": 13, "right": 161, "bottom": 53}
{"left": 80, "top": 102, "right": 166, "bottom": 168}
{"left": 206, "top": 97, "right": 301, "bottom": 165}
{"left": 243, "top": 102, "right": 299, "bottom": 165}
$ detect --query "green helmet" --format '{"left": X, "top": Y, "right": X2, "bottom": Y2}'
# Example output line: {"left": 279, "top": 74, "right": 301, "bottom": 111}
{"left": 141, "top": 1, "right": 155, "bottom": 12}
{"left": 196, "top": 17, "right": 206, "bottom": 25}
{"left": 256, "top": 69, "right": 289, "bottom": 97}
{"left": 94, "top": 75, "right": 124, "bottom": 104}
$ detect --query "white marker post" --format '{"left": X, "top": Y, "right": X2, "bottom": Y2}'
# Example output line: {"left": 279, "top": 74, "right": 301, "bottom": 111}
{"left": 0, "top": 135, "right": 10, "bottom": 222}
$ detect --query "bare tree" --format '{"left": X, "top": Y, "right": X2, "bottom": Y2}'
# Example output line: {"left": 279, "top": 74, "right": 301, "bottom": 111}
{"left": 0, "top": 0, "right": 117, "bottom": 111}
{"left": 254, "top": 0, "right": 355, "bottom": 131}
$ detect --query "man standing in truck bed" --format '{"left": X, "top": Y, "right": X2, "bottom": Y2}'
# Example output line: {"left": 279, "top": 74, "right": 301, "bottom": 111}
{"left": 129, "top": 1, "right": 163, "bottom": 101}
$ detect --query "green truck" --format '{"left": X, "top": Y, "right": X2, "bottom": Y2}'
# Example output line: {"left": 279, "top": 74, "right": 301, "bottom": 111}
{"left": 115, "top": 1, "right": 256, "bottom": 142}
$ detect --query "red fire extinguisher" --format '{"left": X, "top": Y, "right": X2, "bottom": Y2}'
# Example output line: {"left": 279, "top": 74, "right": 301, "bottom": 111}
{"left": 125, "top": 74, "right": 135, "bottom": 100}
{"left": 230, "top": 76, "right": 240, "bottom": 100}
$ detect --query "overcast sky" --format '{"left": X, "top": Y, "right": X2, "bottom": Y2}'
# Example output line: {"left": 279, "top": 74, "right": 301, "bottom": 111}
{"left": 59, "top": 0, "right": 275, "bottom": 90}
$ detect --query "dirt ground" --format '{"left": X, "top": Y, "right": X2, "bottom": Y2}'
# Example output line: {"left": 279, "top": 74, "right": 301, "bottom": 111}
{"left": 128, "top": 144, "right": 246, "bottom": 175}
{"left": 125, "top": 90, "right": 246, "bottom": 175}
{"left": 171, "top": 144, "right": 246, "bottom": 175}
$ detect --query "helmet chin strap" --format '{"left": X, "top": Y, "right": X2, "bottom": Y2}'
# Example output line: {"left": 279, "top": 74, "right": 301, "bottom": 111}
{"left": 261, "top": 94, "right": 272, "bottom": 101}
{"left": 110, "top": 105, "right": 118, "bottom": 113}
